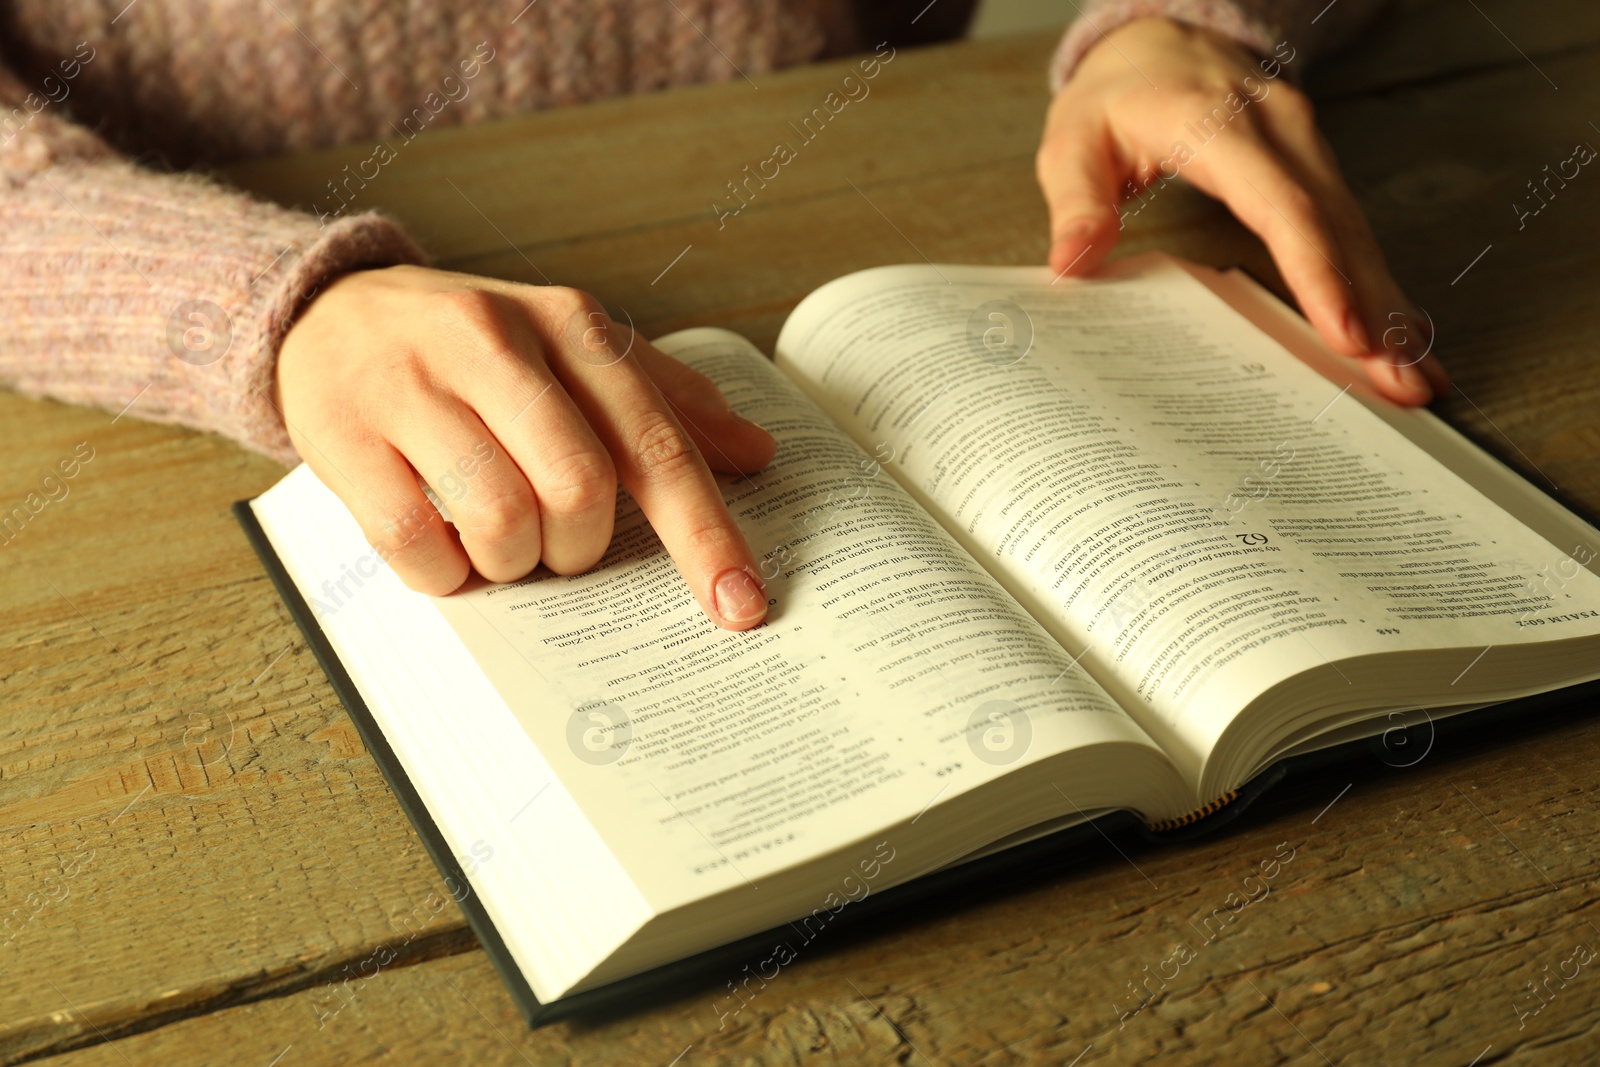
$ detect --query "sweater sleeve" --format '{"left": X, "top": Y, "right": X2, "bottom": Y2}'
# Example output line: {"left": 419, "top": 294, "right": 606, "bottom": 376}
{"left": 0, "top": 57, "right": 427, "bottom": 466}
{"left": 1049, "top": 0, "right": 1393, "bottom": 90}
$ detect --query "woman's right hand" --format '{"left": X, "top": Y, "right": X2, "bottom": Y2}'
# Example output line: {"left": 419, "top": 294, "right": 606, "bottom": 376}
{"left": 274, "top": 265, "right": 777, "bottom": 630}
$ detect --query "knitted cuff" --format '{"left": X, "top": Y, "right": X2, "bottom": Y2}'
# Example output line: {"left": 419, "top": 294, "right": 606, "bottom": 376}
{"left": 226, "top": 211, "right": 432, "bottom": 464}
{"left": 1049, "top": 0, "right": 1283, "bottom": 90}
{"left": 0, "top": 154, "right": 427, "bottom": 465}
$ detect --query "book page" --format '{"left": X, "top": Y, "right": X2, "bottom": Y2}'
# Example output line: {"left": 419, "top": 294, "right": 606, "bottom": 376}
{"left": 775, "top": 256, "right": 1600, "bottom": 785}
{"left": 250, "top": 465, "right": 653, "bottom": 1004}
{"left": 1199, "top": 263, "right": 1600, "bottom": 568}
{"left": 432, "top": 329, "right": 1181, "bottom": 914}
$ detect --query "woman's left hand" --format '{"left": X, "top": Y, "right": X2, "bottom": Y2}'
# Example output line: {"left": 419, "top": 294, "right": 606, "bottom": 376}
{"left": 1034, "top": 17, "right": 1449, "bottom": 405}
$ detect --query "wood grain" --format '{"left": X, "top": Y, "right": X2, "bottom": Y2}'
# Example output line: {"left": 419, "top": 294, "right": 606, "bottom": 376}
{"left": 32, "top": 714, "right": 1600, "bottom": 1065}
{"left": 4, "top": 1, "right": 1599, "bottom": 1063}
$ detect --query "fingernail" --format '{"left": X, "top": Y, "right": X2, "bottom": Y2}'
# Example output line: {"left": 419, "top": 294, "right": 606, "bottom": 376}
{"left": 713, "top": 568, "right": 767, "bottom": 625}
{"left": 1344, "top": 308, "right": 1371, "bottom": 352}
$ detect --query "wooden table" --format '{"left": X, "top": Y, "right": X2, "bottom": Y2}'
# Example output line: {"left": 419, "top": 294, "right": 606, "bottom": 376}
{"left": 5, "top": 1, "right": 1600, "bottom": 1062}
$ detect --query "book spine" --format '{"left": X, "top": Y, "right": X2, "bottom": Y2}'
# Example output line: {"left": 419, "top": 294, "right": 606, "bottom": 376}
{"left": 1146, "top": 790, "right": 1240, "bottom": 834}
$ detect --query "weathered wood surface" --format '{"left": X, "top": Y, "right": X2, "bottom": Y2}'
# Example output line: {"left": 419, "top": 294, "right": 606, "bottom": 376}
{"left": 28, "top": 726, "right": 1600, "bottom": 1066}
{"left": 3, "top": 0, "right": 1599, "bottom": 1063}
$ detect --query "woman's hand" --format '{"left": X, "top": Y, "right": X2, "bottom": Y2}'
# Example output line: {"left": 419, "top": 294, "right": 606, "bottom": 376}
{"left": 274, "top": 265, "right": 776, "bottom": 630}
{"left": 1036, "top": 17, "right": 1449, "bottom": 403}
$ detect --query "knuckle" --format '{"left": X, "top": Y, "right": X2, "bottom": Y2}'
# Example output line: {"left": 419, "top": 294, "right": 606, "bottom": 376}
{"left": 539, "top": 449, "right": 617, "bottom": 515}
{"left": 680, "top": 516, "right": 744, "bottom": 559}
{"left": 544, "top": 285, "right": 602, "bottom": 322}
{"left": 432, "top": 289, "right": 522, "bottom": 366}
{"left": 463, "top": 489, "right": 536, "bottom": 545}
{"left": 434, "top": 287, "right": 510, "bottom": 335}
{"left": 376, "top": 345, "right": 435, "bottom": 400}
{"left": 366, "top": 525, "right": 413, "bottom": 561}
{"left": 630, "top": 413, "right": 699, "bottom": 481}
{"left": 366, "top": 503, "right": 441, "bottom": 561}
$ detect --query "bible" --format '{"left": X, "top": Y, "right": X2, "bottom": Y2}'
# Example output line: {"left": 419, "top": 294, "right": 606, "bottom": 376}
{"left": 237, "top": 253, "right": 1600, "bottom": 1023}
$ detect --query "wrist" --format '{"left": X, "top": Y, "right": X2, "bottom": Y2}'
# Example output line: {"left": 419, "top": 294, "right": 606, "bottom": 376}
{"left": 273, "top": 266, "right": 376, "bottom": 411}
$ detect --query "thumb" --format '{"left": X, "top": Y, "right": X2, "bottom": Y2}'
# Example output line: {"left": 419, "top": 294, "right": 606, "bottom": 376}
{"left": 1036, "top": 115, "right": 1125, "bottom": 277}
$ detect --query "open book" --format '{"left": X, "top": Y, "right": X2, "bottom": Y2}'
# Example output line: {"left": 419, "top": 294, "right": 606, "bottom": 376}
{"left": 239, "top": 253, "right": 1600, "bottom": 1018}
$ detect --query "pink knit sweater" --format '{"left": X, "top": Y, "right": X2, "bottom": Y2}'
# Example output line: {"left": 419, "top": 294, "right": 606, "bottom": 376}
{"left": 0, "top": 0, "right": 1384, "bottom": 465}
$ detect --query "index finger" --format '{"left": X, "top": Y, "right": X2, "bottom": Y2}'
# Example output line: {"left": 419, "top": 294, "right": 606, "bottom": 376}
{"left": 533, "top": 295, "right": 768, "bottom": 630}
{"left": 1035, "top": 107, "right": 1125, "bottom": 277}
{"left": 616, "top": 399, "right": 769, "bottom": 630}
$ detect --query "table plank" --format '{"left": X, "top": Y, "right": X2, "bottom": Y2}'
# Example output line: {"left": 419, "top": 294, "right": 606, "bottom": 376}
{"left": 39, "top": 710, "right": 1600, "bottom": 1065}
{"left": 0, "top": 419, "right": 472, "bottom": 1061}
{"left": 220, "top": 0, "right": 1600, "bottom": 278}
{"left": 4, "top": 2, "right": 1599, "bottom": 1063}
{"left": 223, "top": 34, "right": 1060, "bottom": 271}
